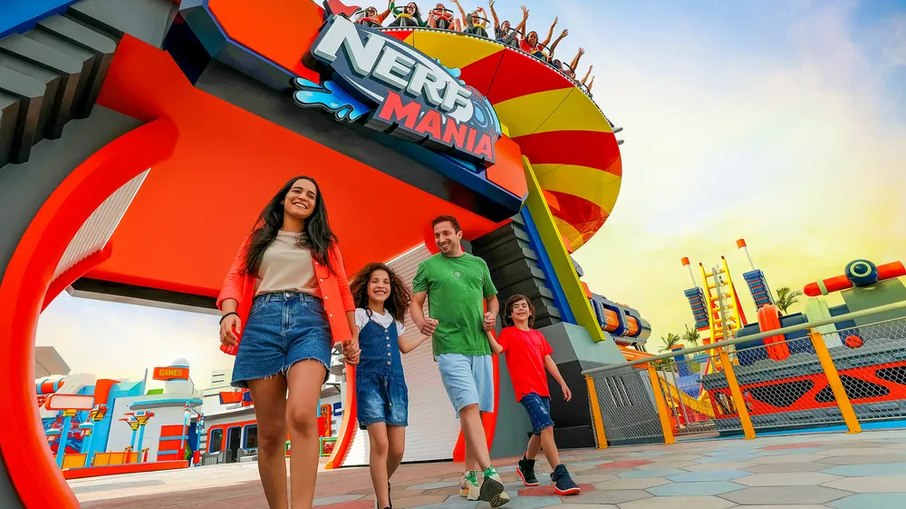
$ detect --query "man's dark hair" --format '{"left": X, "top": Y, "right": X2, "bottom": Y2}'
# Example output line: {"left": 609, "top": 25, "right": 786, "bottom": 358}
{"left": 431, "top": 215, "right": 461, "bottom": 232}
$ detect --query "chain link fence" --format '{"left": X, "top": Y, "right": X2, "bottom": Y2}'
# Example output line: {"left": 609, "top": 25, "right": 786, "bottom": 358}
{"left": 584, "top": 304, "right": 906, "bottom": 445}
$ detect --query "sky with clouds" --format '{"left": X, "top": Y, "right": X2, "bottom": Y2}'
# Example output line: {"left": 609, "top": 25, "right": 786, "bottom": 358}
{"left": 36, "top": 0, "right": 905, "bottom": 388}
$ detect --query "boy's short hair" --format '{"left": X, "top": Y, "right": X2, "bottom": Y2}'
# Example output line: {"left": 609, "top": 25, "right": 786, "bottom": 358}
{"left": 505, "top": 294, "right": 535, "bottom": 327}
{"left": 431, "top": 215, "right": 461, "bottom": 232}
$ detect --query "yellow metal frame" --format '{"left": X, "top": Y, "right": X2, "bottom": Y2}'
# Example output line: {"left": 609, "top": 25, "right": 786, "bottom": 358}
{"left": 522, "top": 157, "right": 606, "bottom": 342}
{"left": 585, "top": 375, "right": 609, "bottom": 449}
{"left": 809, "top": 330, "right": 862, "bottom": 434}
{"left": 646, "top": 364, "right": 676, "bottom": 445}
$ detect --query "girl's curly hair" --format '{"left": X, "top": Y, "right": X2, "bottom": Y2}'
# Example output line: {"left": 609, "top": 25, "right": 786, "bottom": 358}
{"left": 349, "top": 262, "right": 412, "bottom": 322}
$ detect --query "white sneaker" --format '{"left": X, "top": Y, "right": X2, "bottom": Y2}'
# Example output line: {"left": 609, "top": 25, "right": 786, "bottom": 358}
{"left": 462, "top": 470, "right": 480, "bottom": 501}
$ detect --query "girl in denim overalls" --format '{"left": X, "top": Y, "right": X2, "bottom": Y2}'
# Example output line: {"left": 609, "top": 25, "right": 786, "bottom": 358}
{"left": 350, "top": 263, "right": 429, "bottom": 509}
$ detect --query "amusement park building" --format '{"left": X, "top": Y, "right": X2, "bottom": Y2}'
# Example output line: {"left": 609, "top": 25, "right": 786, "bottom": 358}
{"left": 0, "top": 1, "right": 649, "bottom": 507}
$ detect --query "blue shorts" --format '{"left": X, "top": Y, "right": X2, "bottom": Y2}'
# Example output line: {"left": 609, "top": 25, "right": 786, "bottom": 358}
{"left": 520, "top": 392, "right": 554, "bottom": 435}
{"left": 356, "top": 372, "right": 408, "bottom": 429}
{"left": 437, "top": 354, "right": 495, "bottom": 416}
{"left": 231, "top": 292, "right": 332, "bottom": 388}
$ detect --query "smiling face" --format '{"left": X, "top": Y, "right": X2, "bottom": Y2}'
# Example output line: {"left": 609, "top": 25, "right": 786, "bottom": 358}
{"left": 367, "top": 269, "right": 391, "bottom": 306}
{"left": 282, "top": 178, "right": 317, "bottom": 223}
{"left": 501, "top": 20, "right": 510, "bottom": 31}
{"left": 506, "top": 295, "right": 535, "bottom": 327}
{"left": 365, "top": 6, "right": 377, "bottom": 16}
{"left": 406, "top": 2, "right": 417, "bottom": 13}
{"left": 527, "top": 31, "right": 538, "bottom": 46}
{"left": 433, "top": 220, "right": 462, "bottom": 256}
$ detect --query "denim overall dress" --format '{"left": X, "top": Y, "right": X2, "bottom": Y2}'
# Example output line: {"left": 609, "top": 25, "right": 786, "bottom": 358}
{"left": 355, "top": 316, "right": 409, "bottom": 429}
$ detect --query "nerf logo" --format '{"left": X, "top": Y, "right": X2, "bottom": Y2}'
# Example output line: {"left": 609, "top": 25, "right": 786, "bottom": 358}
{"left": 304, "top": 15, "right": 500, "bottom": 163}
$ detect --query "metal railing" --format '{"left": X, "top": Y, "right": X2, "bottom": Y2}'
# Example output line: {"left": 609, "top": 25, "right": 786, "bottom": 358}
{"left": 582, "top": 301, "right": 906, "bottom": 447}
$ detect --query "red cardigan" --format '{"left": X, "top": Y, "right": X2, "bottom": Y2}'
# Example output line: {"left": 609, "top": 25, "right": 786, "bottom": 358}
{"left": 217, "top": 234, "right": 355, "bottom": 354}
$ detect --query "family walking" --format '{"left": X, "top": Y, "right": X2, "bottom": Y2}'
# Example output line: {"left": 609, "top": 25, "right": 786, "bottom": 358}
{"left": 217, "top": 177, "right": 580, "bottom": 509}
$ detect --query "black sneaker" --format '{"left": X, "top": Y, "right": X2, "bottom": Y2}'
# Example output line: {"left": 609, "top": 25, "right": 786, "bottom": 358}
{"left": 551, "top": 464, "right": 580, "bottom": 495}
{"left": 516, "top": 457, "right": 539, "bottom": 486}
{"left": 479, "top": 467, "right": 510, "bottom": 507}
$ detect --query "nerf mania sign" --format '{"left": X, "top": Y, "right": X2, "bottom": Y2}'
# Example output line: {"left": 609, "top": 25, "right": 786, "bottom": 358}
{"left": 153, "top": 367, "right": 190, "bottom": 380}
{"left": 296, "top": 15, "right": 500, "bottom": 164}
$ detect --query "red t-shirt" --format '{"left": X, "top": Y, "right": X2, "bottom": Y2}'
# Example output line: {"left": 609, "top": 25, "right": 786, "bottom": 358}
{"left": 497, "top": 326, "right": 553, "bottom": 401}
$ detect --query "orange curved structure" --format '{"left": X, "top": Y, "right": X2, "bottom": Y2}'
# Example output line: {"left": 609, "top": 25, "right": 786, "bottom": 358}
{"left": 0, "top": 1, "right": 626, "bottom": 505}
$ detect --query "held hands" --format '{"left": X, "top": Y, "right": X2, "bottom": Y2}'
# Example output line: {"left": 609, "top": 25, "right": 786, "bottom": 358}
{"left": 343, "top": 337, "right": 361, "bottom": 365}
{"left": 560, "top": 383, "right": 572, "bottom": 402}
{"left": 483, "top": 312, "right": 496, "bottom": 331}
{"left": 420, "top": 317, "right": 439, "bottom": 336}
{"left": 219, "top": 315, "right": 241, "bottom": 348}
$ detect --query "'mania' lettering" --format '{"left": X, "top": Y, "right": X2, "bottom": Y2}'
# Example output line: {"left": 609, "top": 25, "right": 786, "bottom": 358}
{"left": 472, "top": 134, "right": 494, "bottom": 161}
{"left": 414, "top": 109, "right": 443, "bottom": 140}
{"left": 312, "top": 16, "right": 383, "bottom": 77}
{"left": 376, "top": 91, "right": 420, "bottom": 129}
{"left": 442, "top": 119, "right": 468, "bottom": 150}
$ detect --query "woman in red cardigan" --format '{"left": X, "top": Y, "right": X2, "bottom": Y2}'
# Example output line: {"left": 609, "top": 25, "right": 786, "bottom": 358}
{"left": 218, "top": 175, "right": 359, "bottom": 509}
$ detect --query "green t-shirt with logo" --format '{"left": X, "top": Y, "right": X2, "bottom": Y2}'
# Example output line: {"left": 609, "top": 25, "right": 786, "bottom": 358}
{"left": 412, "top": 253, "right": 497, "bottom": 356}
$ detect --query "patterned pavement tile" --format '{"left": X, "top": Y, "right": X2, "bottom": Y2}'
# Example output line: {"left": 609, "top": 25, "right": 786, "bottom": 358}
{"left": 314, "top": 495, "right": 366, "bottom": 506}
{"left": 592, "top": 477, "right": 667, "bottom": 490}
{"left": 550, "top": 504, "right": 616, "bottom": 509}
{"left": 824, "top": 462, "right": 906, "bottom": 477}
{"left": 392, "top": 495, "right": 448, "bottom": 508}
{"left": 721, "top": 485, "right": 852, "bottom": 505}
{"left": 822, "top": 447, "right": 900, "bottom": 457}
{"left": 821, "top": 454, "right": 906, "bottom": 465}
{"left": 829, "top": 493, "right": 906, "bottom": 509}
{"left": 824, "top": 475, "right": 906, "bottom": 493}
{"left": 517, "top": 484, "right": 595, "bottom": 497}
{"left": 681, "top": 462, "right": 752, "bottom": 472}
{"left": 695, "top": 454, "right": 758, "bottom": 464}
{"left": 618, "top": 468, "right": 688, "bottom": 479}
{"left": 596, "top": 459, "right": 653, "bottom": 469}
{"left": 619, "top": 495, "right": 736, "bottom": 509}
{"left": 409, "top": 481, "right": 460, "bottom": 491}
{"left": 571, "top": 473, "right": 618, "bottom": 484}
{"left": 646, "top": 481, "right": 743, "bottom": 496}
{"left": 557, "top": 489, "right": 652, "bottom": 504}
{"left": 733, "top": 472, "right": 841, "bottom": 486}
{"left": 666, "top": 470, "right": 748, "bottom": 482}
{"left": 741, "top": 462, "right": 832, "bottom": 473}
{"left": 747, "top": 453, "right": 832, "bottom": 464}
{"left": 761, "top": 441, "right": 828, "bottom": 450}
{"left": 317, "top": 501, "right": 377, "bottom": 509}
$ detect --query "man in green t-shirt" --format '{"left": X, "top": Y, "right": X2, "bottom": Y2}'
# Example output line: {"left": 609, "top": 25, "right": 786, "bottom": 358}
{"left": 411, "top": 215, "right": 509, "bottom": 507}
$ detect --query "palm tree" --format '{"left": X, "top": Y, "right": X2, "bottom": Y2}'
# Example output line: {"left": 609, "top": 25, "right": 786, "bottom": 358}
{"left": 775, "top": 286, "right": 803, "bottom": 315}
{"left": 661, "top": 332, "right": 683, "bottom": 352}
{"left": 681, "top": 324, "right": 701, "bottom": 345}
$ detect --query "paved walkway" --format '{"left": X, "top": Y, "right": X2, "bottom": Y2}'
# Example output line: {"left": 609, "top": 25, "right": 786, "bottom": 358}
{"left": 73, "top": 429, "right": 906, "bottom": 508}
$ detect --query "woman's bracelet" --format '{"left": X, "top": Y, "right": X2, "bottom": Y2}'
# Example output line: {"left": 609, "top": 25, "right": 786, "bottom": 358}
{"left": 219, "top": 311, "right": 239, "bottom": 324}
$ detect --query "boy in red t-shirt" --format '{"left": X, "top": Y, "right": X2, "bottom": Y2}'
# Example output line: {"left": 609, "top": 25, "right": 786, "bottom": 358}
{"left": 486, "top": 294, "right": 580, "bottom": 495}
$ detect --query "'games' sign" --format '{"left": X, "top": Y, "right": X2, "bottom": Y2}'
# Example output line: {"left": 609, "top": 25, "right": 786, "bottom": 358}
{"left": 295, "top": 15, "right": 500, "bottom": 164}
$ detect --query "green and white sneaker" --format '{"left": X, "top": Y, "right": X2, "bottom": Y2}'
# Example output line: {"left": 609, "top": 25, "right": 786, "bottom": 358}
{"left": 461, "top": 470, "right": 480, "bottom": 501}
{"left": 479, "top": 466, "right": 510, "bottom": 507}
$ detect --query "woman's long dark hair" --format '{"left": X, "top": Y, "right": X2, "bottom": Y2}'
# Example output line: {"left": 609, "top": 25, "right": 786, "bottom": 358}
{"left": 244, "top": 176, "right": 337, "bottom": 276}
{"left": 349, "top": 262, "right": 412, "bottom": 323}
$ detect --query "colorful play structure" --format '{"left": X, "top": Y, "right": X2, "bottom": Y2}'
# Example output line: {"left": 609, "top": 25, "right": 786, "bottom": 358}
{"left": 670, "top": 240, "right": 906, "bottom": 435}
{"left": 0, "top": 1, "right": 650, "bottom": 506}
{"left": 35, "top": 359, "right": 204, "bottom": 479}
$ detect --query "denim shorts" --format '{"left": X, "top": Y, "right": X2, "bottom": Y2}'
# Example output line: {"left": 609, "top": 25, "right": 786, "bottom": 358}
{"left": 356, "top": 372, "right": 408, "bottom": 429}
{"left": 436, "top": 353, "right": 494, "bottom": 416}
{"left": 231, "top": 292, "right": 332, "bottom": 388}
{"left": 520, "top": 392, "right": 554, "bottom": 435}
